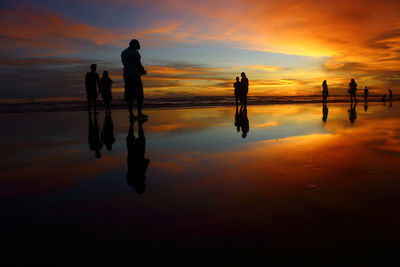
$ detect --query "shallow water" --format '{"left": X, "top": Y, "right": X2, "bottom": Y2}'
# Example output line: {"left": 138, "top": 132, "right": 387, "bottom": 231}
{"left": 1, "top": 102, "right": 400, "bottom": 264}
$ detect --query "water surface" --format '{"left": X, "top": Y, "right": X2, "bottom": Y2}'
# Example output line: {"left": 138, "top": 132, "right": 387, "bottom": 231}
{"left": 1, "top": 102, "right": 400, "bottom": 265}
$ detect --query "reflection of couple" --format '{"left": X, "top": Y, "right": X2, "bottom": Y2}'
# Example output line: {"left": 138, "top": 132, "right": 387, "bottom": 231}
{"left": 233, "top": 72, "right": 249, "bottom": 108}
{"left": 88, "top": 111, "right": 115, "bottom": 158}
{"left": 234, "top": 106, "right": 249, "bottom": 138}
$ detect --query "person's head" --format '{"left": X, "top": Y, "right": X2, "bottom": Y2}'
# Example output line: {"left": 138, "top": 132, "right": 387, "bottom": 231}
{"left": 236, "top": 76, "right": 239, "bottom": 81}
{"left": 351, "top": 78, "right": 355, "bottom": 83}
{"left": 365, "top": 86, "right": 368, "bottom": 89}
{"left": 102, "top": 71, "right": 109, "bottom": 79}
{"left": 323, "top": 80, "right": 326, "bottom": 84}
{"left": 95, "top": 150, "right": 101, "bottom": 159}
{"left": 90, "top": 64, "right": 97, "bottom": 71}
{"left": 129, "top": 39, "right": 140, "bottom": 50}
{"left": 241, "top": 72, "right": 246, "bottom": 77}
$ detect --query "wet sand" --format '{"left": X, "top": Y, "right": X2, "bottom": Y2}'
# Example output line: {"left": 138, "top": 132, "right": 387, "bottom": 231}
{"left": 1, "top": 102, "right": 400, "bottom": 265}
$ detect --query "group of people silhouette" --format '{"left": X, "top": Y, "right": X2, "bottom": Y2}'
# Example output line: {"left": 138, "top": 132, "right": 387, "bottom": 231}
{"left": 321, "top": 79, "right": 394, "bottom": 124}
{"left": 84, "top": 38, "right": 397, "bottom": 192}
{"left": 233, "top": 72, "right": 249, "bottom": 108}
{"left": 85, "top": 39, "right": 150, "bottom": 194}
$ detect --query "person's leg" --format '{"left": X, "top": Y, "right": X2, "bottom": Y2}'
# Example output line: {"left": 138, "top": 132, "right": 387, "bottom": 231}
{"left": 88, "top": 99, "right": 91, "bottom": 112}
{"left": 137, "top": 78, "right": 147, "bottom": 117}
{"left": 125, "top": 79, "right": 135, "bottom": 117}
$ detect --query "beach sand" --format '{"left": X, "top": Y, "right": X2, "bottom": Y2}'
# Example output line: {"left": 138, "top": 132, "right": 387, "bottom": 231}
{"left": 1, "top": 102, "right": 400, "bottom": 264}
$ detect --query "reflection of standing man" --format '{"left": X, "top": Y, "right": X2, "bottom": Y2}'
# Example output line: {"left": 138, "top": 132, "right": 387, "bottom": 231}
{"left": 126, "top": 120, "right": 150, "bottom": 194}
{"left": 322, "top": 103, "right": 328, "bottom": 123}
{"left": 240, "top": 72, "right": 249, "bottom": 108}
{"left": 121, "top": 39, "right": 147, "bottom": 121}
{"left": 241, "top": 108, "right": 249, "bottom": 138}
{"left": 348, "top": 102, "right": 357, "bottom": 124}
{"left": 88, "top": 112, "right": 102, "bottom": 158}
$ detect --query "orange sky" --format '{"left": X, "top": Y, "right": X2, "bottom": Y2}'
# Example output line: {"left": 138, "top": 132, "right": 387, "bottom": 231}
{"left": 0, "top": 0, "right": 399, "bottom": 98}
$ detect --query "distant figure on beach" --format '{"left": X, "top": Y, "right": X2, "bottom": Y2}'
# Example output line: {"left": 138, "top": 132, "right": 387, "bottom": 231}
{"left": 348, "top": 102, "right": 357, "bottom": 124}
{"left": 240, "top": 72, "right": 249, "bottom": 107}
{"left": 322, "top": 103, "right": 328, "bottom": 123}
{"left": 121, "top": 39, "right": 147, "bottom": 121}
{"left": 381, "top": 94, "right": 387, "bottom": 102}
{"left": 388, "top": 89, "right": 393, "bottom": 101}
{"left": 364, "top": 86, "right": 369, "bottom": 101}
{"left": 363, "top": 86, "right": 369, "bottom": 112}
{"left": 126, "top": 120, "right": 150, "bottom": 194}
{"left": 348, "top": 79, "right": 357, "bottom": 102}
{"left": 99, "top": 71, "right": 113, "bottom": 113}
{"left": 322, "top": 80, "right": 328, "bottom": 103}
{"left": 234, "top": 77, "right": 241, "bottom": 106}
{"left": 102, "top": 112, "right": 115, "bottom": 151}
{"left": 88, "top": 112, "right": 102, "bottom": 158}
{"left": 240, "top": 108, "right": 249, "bottom": 138}
{"left": 85, "top": 64, "right": 100, "bottom": 112}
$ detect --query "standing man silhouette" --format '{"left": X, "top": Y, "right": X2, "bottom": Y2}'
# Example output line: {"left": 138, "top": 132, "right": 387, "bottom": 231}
{"left": 240, "top": 72, "right": 249, "bottom": 108}
{"left": 349, "top": 78, "right": 357, "bottom": 103}
{"left": 121, "top": 39, "right": 147, "bottom": 120}
{"left": 85, "top": 64, "right": 100, "bottom": 113}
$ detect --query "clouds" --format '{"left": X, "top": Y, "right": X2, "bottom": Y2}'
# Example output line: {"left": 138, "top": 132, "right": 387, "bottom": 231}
{"left": 1, "top": 0, "right": 400, "bottom": 98}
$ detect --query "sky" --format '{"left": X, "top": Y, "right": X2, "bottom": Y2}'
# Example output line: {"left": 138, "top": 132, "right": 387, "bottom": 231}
{"left": 1, "top": 0, "right": 400, "bottom": 99}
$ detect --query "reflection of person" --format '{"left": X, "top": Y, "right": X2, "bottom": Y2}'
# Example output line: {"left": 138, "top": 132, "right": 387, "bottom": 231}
{"left": 348, "top": 102, "right": 357, "bottom": 124}
{"left": 102, "top": 112, "right": 115, "bottom": 151}
{"left": 233, "top": 77, "right": 241, "bottom": 106}
{"left": 234, "top": 106, "right": 241, "bottom": 132}
{"left": 240, "top": 108, "right": 249, "bottom": 138}
{"left": 126, "top": 120, "right": 150, "bottom": 194}
{"left": 121, "top": 39, "right": 147, "bottom": 121}
{"left": 322, "top": 80, "right": 328, "bottom": 103}
{"left": 88, "top": 111, "right": 102, "bottom": 158}
{"left": 348, "top": 79, "right": 357, "bottom": 102}
{"left": 388, "top": 89, "right": 393, "bottom": 101}
{"left": 85, "top": 64, "right": 100, "bottom": 113}
{"left": 322, "top": 103, "right": 328, "bottom": 123}
{"left": 99, "top": 71, "right": 113, "bottom": 112}
{"left": 240, "top": 72, "right": 249, "bottom": 108}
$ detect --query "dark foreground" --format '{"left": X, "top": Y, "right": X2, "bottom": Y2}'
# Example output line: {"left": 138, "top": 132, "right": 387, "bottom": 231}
{"left": 1, "top": 102, "right": 400, "bottom": 265}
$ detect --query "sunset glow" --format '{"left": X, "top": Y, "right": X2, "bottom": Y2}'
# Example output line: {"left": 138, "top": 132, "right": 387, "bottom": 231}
{"left": 1, "top": 0, "right": 399, "bottom": 98}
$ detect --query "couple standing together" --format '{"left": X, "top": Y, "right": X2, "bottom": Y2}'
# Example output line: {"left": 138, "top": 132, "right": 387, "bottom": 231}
{"left": 233, "top": 72, "right": 249, "bottom": 108}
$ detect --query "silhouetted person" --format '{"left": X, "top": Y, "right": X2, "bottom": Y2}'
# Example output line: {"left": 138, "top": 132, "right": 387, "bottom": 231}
{"left": 348, "top": 78, "right": 357, "bottom": 102}
{"left": 240, "top": 108, "right": 249, "bottom": 138}
{"left": 364, "top": 86, "right": 369, "bottom": 112}
{"left": 85, "top": 64, "right": 100, "bottom": 113}
{"left": 348, "top": 102, "right": 357, "bottom": 124}
{"left": 121, "top": 39, "right": 147, "bottom": 121}
{"left": 102, "top": 112, "right": 115, "bottom": 151}
{"left": 126, "top": 120, "right": 150, "bottom": 194}
{"left": 88, "top": 111, "right": 102, "bottom": 158}
{"left": 99, "top": 71, "right": 113, "bottom": 113}
{"left": 381, "top": 94, "right": 387, "bottom": 102}
{"left": 233, "top": 77, "right": 241, "bottom": 106}
{"left": 364, "top": 86, "right": 369, "bottom": 101}
{"left": 322, "top": 80, "right": 328, "bottom": 103}
{"left": 388, "top": 89, "right": 393, "bottom": 101}
{"left": 322, "top": 103, "right": 328, "bottom": 123}
{"left": 234, "top": 105, "right": 241, "bottom": 132}
{"left": 240, "top": 72, "right": 249, "bottom": 107}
